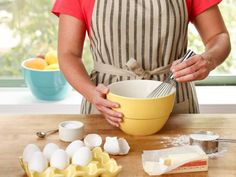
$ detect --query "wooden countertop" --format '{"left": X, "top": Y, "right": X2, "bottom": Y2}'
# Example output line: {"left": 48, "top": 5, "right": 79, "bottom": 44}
{"left": 0, "top": 114, "right": 236, "bottom": 177}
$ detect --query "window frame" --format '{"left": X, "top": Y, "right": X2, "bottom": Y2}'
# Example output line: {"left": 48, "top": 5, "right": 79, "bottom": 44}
{"left": 0, "top": 75, "right": 236, "bottom": 87}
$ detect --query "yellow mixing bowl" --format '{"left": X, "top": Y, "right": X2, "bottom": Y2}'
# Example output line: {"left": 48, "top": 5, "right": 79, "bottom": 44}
{"left": 107, "top": 80, "right": 176, "bottom": 136}
{"left": 120, "top": 117, "right": 169, "bottom": 136}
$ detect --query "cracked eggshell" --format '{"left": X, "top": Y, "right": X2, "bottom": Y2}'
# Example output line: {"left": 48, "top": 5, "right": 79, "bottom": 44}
{"left": 28, "top": 151, "right": 48, "bottom": 173}
{"left": 104, "top": 137, "right": 120, "bottom": 155}
{"left": 43, "top": 143, "right": 60, "bottom": 160}
{"left": 66, "top": 140, "right": 84, "bottom": 158}
{"left": 50, "top": 149, "right": 69, "bottom": 170}
{"left": 84, "top": 134, "right": 102, "bottom": 149}
{"left": 118, "top": 138, "right": 130, "bottom": 155}
{"left": 72, "top": 146, "right": 92, "bottom": 167}
{"left": 23, "top": 144, "right": 41, "bottom": 163}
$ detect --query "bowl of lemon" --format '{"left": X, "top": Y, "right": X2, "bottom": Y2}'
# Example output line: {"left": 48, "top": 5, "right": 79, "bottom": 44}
{"left": 21, "top": 51, "right": 71, "bottom": 101}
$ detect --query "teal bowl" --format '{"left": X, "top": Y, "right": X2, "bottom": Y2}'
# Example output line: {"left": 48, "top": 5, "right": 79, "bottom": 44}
{"left": 21, "top": 59, "right": 71, "bottom": 101}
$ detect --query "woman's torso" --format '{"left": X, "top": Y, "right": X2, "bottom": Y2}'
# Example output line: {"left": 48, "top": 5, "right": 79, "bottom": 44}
{"left": 81, "top": 0, "right": 199, "bottom": 114}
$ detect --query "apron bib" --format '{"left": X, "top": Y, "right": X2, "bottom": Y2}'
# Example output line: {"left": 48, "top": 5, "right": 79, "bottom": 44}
{"left": 81, "top": 0, "right": 199, "bottom": 114}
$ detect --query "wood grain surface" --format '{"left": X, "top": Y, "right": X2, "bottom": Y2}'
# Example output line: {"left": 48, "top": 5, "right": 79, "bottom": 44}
{"left": 0, "top": 114, "right": 236, "bottom": 177}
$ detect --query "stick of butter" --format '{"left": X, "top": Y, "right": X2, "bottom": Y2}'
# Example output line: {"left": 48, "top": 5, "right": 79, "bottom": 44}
{"left": 159, "top": 153, "right": 200, "bottom": 166}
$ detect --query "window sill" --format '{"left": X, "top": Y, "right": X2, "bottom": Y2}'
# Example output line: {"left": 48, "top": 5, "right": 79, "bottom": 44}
{"left": 0, "top": 86, "right": 235, "bottom": 114}
{"left": 196, "top": 86, "right": 236, "bottom": 113}
{"left": 0, "top": 88, "right": 83, "bottom": 114}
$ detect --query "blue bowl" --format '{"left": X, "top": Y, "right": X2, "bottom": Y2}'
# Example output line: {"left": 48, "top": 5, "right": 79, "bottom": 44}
{"left": 21, "top": 59, "right": 71, "bottom": 101}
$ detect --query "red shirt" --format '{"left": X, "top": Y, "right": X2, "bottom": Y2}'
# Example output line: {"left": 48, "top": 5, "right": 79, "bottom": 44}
{"left": 52, "top": 0, "right": 221, "bottom": 37}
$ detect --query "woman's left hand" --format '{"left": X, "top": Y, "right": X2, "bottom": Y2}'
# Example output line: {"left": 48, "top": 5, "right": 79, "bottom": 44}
{"left": 170, "top": 54, "right": 214, "bottom": 82}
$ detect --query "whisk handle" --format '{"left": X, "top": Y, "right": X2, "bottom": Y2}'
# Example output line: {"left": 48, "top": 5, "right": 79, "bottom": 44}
{"left": 169, "top": 49, "right": 196, "bottom": 80}
{"left": 180, "top": 49, "right": 196, "bottom": 62}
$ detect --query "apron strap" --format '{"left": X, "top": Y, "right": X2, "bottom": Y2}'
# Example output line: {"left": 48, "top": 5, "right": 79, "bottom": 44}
{"left": 93, "top": 58, "right": 172, "bottom": 80}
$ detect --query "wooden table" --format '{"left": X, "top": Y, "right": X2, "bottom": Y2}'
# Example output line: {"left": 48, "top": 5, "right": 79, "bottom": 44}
{"left": 0, "top": 114, "right": 236, "bottom": 177}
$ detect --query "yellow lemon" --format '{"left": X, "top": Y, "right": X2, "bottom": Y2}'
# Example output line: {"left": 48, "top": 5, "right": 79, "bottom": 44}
{"left": 45, "top": 51, "right": 58, "bottom": 65}
{"left": 24, "top": 58, "right": 48, "bottom": 70}
{"left": 44, "top": 63, "right": 60, "bottom": 70}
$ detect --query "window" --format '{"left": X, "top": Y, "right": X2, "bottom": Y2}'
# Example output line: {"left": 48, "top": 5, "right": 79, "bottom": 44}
{"left": 188, "top": 1, "right": 236, "bottom": 85}
{"left": 0, "top": 0, "right": 235, "bottom": 87}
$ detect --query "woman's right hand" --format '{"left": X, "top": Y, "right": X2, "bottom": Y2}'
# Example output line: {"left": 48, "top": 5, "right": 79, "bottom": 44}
{"left": 91, "top": 84, "right": 123, "bottom": 127}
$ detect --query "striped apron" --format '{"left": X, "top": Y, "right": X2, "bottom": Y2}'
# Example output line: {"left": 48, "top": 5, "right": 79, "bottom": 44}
{"left": 81, "top": 0, "right": 200, "bottom": 114}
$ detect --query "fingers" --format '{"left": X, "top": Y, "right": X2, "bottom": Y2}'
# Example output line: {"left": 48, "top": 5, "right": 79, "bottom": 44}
{"left": 97, "top": 105, "right": 123, "bottom": 118}
{"left": 173, "top": 60, "right": 204, "bottom": 78}
{"left": 96, "top": 84, "right": 109, "bottom": 95}
{"left": 171, "top": 55, "right": 211, "bottom": 82}
{"left": 94, "top": 97, "right": 119, "bottom": 108}
{"left": 105, "top": 116, "right": 120, "bottom": 127}
{"left": 92, "top": 85, "right": 123, "bottom": 127}
{"left": 104, "top": 114, "right": 122, "bottom": 127}
{"left": 98, "top": 106, "right": 122, "bottom": 127}
{"left": 171, "top": 55, "right": 199, "bottom": 73}
{"left": 94, "top": 97, "right": 122, "bottom": 125}
{"left": 175, "top": 68, "right": 209, "bottom": 82}
{"left": 96, "top": 100, "right": 123, "bottom": 127}
{"left": 94, "top": 84, "right": 119, "bottom": 108}
{"left": 171, "top": 59, "right": 182, "bottom": 68}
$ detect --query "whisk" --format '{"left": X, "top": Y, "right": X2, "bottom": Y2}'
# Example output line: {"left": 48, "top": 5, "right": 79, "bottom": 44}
{"left": 147, "top": 49, "right": 196, "bottom": 98}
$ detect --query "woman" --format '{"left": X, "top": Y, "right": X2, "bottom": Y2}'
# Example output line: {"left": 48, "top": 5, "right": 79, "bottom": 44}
{"left": 52, "top": 0, "right": 231, "bottom": 127}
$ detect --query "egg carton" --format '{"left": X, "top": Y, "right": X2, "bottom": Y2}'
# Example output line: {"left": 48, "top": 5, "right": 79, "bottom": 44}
{"left": 19, "top": 147, "right": 122, "bottom": 177}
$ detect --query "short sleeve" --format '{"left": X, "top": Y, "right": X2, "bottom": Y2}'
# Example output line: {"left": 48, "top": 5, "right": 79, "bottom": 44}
{"left": 188, "top": 0, "right": 222, "bottom": 22}
{"left": 52, "top": 0, "right": 85, "bottom": 22}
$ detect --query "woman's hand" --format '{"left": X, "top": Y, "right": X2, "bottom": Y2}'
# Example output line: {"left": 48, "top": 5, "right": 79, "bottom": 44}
{"left": 170, "top": 54, "right": 215, "bottom": 82}
{"left": 91, "top": 84, "right": 123, "bottom": 127}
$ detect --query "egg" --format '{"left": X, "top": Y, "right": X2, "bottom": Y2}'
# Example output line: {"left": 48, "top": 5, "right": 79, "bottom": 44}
{"left": 104, "top": 137, "right": 130, "bottom": 155}
{"left": 23, "top": 144, "right": 41, "bottom": 163}
{"left": 43, "top": 143, "right": 60, "bottom": 160}
{"left": 66, "top": 140, "right": 84, "bottom": 158}
{"left": 28, "top": 151, "right": 48, "bottom": 173}
{"left": 104, "top": 137, "right": 120, "bottom": 155}
{"left": 84, "top": 134, "right": 102, "bottom": 149}
{"left": 118, "top": 138, "right": 130, "bottom": 155}
{"left": 50, "top": 149, "right": 69, "bottom": 170}
{"left": 72, "top": 146, "right": 92, "bottom": 166}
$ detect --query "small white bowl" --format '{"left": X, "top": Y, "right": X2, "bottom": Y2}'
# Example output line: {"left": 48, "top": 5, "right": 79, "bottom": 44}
{"left": 59, "top": 121, "right": 84, "bottom": 142}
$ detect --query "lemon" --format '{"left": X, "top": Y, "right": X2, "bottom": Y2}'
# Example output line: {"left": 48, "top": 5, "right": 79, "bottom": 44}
{"left": 45, "top": 51, "right": 58, "bottom": 65}
{"left": 44, "top": 63, "right": 60, "bottom": 70}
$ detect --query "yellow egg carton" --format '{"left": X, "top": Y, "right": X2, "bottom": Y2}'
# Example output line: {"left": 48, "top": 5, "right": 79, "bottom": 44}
{"left": 19, "top": 147, "right": 122, "bottom": 177}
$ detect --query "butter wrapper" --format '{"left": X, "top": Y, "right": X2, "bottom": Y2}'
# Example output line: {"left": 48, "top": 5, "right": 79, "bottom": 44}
{"left": 142, "top": 145, "right": 208, "bottom": 176}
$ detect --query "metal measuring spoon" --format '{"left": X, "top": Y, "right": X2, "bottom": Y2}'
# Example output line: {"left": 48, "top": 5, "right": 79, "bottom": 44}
{"left": 215, "top": 138, "right": 236, "bottom": 143}
{"left": 190, "top": 131, "right": 236, "bottom": 154}
{"left": 36, "top": 129, "right": 58, "bottom": 138}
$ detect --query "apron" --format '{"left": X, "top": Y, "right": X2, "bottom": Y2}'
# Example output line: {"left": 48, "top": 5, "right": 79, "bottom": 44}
{"left": 81, "top": 0, "right": 199, "bottom": 114}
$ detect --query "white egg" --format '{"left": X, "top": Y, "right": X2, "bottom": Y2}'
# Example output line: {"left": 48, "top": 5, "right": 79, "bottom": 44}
{"left": 72, "top": 146, "right": 92, "bottom": 166}
{"left": 66, "top": 140, "right": 84, "bottom": 158}
{"left": 103, "top": 137, "right": 120, "bottom": 155}
{"left": 23, "top": 144, "right": 40, "bottom": 163}
{"left": 84, "top": 134, "right": 102, "bottom": 149}
{"left": 28, "top": 151, "right": 48, "bottom": 173}
{"left": 50, "top": 149, "right": 69, "bottom": 170}
{"left": 43, "top": 143, "right": 60, "bottom": 160}
{"left": 118, "top": 138, "right": 130, "bottom": 155}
